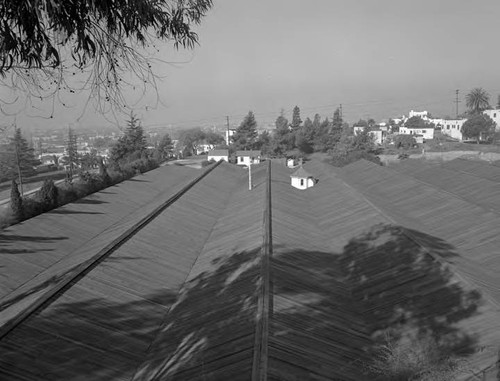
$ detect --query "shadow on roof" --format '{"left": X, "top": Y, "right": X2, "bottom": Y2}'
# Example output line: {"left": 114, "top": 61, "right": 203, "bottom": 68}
{"left": 49, "top": 209, "right": 105, "bottom": 215}
{"left": 0, "top": 226, "right": 485, "bottom": 380}
{"left": 0, "top": 233, "right": 68, "bottom": 254}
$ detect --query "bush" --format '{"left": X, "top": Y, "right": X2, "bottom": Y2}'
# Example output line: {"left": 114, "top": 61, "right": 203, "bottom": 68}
{"left": 368, "top": 332, "right": 467, "bottom": 381}
{"left": 37, "top": 179, "right": 59, "bottom": 212}
{"left": 329, "top": 150, "right": 382, "bottom": 167}
{"left": 201, "top": 160, "right": 211, "bottom": 167}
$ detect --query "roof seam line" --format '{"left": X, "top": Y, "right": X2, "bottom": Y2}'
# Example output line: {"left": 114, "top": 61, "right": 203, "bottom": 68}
{"left": 252, "top": 159, "right": 272, "bottom": 381}
{"left": 0, "top": 161, "right": 223, "bottom": 341}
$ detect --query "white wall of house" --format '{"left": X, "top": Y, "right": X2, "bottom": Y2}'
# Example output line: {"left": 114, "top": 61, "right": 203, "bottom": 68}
{"left": 237, "top": 155, "right": 260, "bottom": 166}
{"left": 208, "top": 154, "right": 228, "bottom": 162}
{"left": 441, "top": 119, "right": 466, "bottom": 140}
{"left": 291, "top": 176, "right": 315, "bottom": 190}
{"left": 399, "top": 126, "right": 434, "bottom": 140}
{"left": 409, "top": 110, "right": 428, "bottom": 119}
{"left": 482, "top": 109, "right": 500, "bottom": 131}
{"left": 353, "top": 127, "right": 386, "bottom": 144}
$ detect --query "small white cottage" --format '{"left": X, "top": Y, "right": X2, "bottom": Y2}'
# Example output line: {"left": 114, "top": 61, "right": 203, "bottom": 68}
{"left": 290, "top": 166, "right": 315, "bottom": 190}
{"left": 236, "top": 150, "right": 261, "bottom": 166}
{"left": 207, "top": 149, "right": 229, "bottom": 162}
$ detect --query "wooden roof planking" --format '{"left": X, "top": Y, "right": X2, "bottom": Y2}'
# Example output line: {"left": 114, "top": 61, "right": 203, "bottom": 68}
{"left": 1, "top": 158, "right": 500, "bottom": 380}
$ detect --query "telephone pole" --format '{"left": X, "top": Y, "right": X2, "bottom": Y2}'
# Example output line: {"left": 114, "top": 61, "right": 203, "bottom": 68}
{"left": 226, "top": 116, "right": 230, "bottom": 145}
{"left": 455, "top": 89, "right": 460, "bottom": 119}
{"left": 14, "top": 138, "right": 24, "bottom": 196}
{"left": 339, "top": 104, "right": 343, "bottom": 120}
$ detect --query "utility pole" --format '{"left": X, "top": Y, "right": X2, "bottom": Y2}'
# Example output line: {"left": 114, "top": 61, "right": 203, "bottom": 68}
{"left": 248, "top": 163, "right": 252, "bottom": 190}
{"left": 14, "top": 137, "right": 24, "bottom": 196}
{"left": 339, "top": 104, "right": 343, "bottom": 120}
{"left": 455, "top": 89, "right": 460, "bottom": 119}
{"left": 226, "top": 116, "right": 230, "bottom": 145}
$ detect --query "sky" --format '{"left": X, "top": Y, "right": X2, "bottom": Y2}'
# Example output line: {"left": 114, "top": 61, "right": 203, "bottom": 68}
{"left": 3, "top": 0, "right": 500, "bottom": 133}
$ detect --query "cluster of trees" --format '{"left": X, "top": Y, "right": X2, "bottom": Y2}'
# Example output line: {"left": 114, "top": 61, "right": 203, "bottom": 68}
{"left": 461, "top": 88, "right": 497, "bottom": 144}
{"left": 226, "top": 106, "right": 381, "bottom": 167}
{"left": 177, "top": 128, "right": 225, "bottom": 156}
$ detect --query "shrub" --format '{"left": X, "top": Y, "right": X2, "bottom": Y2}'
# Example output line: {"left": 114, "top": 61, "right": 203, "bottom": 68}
{"left": 368, "top": 331, "right": 467, "bottom": 381}
{"left": 37, "top": 179, "right": 59, "bottom": 212}
{"left": 10, "top": 180, "right": 23, "bottom": 222}
{"left": 201, "top": 160, "right": 211, "bottom": 167}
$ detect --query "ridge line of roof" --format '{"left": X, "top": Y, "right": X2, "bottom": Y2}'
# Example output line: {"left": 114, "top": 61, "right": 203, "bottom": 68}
{"left": 251, "top": 159, "right": 272, "bottom": 381}
{"left": 0, "top": 161, "right": 224, "bottom": 341}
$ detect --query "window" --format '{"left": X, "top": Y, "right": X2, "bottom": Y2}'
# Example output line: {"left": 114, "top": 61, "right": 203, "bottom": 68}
{"left": 239, "top": 156, "right": 243, "bottom": 162}
{"left": 494, "top": 113, "right": 497, "bottom": 118}
{"left": 300, "top": 179, "right": 304, "bottom": 186}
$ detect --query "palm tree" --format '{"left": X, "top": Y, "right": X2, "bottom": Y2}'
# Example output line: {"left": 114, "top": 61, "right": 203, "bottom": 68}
{"left": 465, "top": 88, "right": 490, "bottom": 114}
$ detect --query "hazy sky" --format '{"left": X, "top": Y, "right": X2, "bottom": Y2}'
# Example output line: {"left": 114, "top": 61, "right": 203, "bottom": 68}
{"left": 3, "top": 0, "right": 500, "bottom": 132}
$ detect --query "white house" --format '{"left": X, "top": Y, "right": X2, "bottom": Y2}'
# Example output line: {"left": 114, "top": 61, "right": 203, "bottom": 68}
{"left": 352, "top": 126, "right": 386, "bottom": 144}
{"left": 236, "top": 150, "right": 261, "bottom": 166}
{"left": 482, "top": 109, "right": 500, "bottom": 131}
{"left": 409, "top": 110, "right": 429, "bottom": 119}
{"left": 225, "top": 129, "right": 237, "bottom": 145}
{"left": 398, "top": 126, "right": 434, "bottom": 140}
{"left": 290, "top": 167, "right": 315, "bottom": 190}
{"left": 441, "top": 119, "right": 467, "bottom": 141}
{"left": 207, "top": 149, "right": 229, "bottom": 162}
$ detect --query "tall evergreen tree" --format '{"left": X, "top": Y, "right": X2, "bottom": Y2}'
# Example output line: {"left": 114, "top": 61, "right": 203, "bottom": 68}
{"left": 232, "top": 111, "right": 258, "bottom": 150}
{"left": 271, "top": 110, "right": 293, "bottom": 155}
{"left": 65, "top": 127, "right": 79, "bottom": 181}
{"left": 110, "top": 113, "right": 148, "bottom": 165}
{"left": 10, "top": 179, "right": 23, "bottom": 221}
{"left": 291, "top": 106, "right": 302, "bottom": 130}
{"left": 0, "top": 128, "right": 38, "bottom": 185}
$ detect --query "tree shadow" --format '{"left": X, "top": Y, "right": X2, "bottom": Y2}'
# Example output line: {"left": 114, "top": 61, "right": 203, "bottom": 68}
{"left": 271, "top": 224, "right": 482, "bottom": 379}
{"left": 72, "top": 198, "right": 108, "bottom": 204}
{"left": 0, "top": 225, "right": 485, "bottom": 381}
{"left": 0, "top": 233, "right": 68, "bottom": 254}
{"left": 49, "top": 209, "right": 104, "bottom": 215}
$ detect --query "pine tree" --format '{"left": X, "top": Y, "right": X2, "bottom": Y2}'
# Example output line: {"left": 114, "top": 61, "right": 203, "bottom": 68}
{"left": 109, "top": 113, "right": 148, "bottom": 165}
{"left": 0, "top": 128, "right": 38, "bottom": 183}
{"left": 66, "top": 127, "right": 79, "bottom": 182}
{"left": 291, "top": 106, "right": 302, "bottom": 130}
{"left": 38, "top": 179, "right": 59, "bottom": 212}
{"left": 10, "top": 179, "right": 23, "bottom": 221}
{"left": 232, "top": 111, "right": 258, "bottom": 150}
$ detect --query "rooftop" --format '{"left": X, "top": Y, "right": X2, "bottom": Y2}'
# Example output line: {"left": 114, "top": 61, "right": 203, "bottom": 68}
{"left": 1, "top": 158, "right": 500, "bottom": 380}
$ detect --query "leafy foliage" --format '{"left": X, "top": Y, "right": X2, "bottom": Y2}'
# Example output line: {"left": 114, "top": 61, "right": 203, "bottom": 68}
{"left": 156, "top": 133, "right": 174, "bottom": 160}
{"left": 369, "top": 331, "right": 467, "bottom": 381}
{"left": 177, "top": 128, "right": 206, "bottom": 156}
{"left": 405, "top": 116, "right": 430, "bottom": 129}
{"left": 0, "top": 0, "right": 212, "bottom": 113}
{"left": 465, "top": 87, "right": 491, "bottom": 114}
{"left": 394, "top": 134, "right": 417, "bottom": 150}
{"left": 37, "top": 179, "right": 59, "bottom": 212}
{"left": 461, "top": 113, "right": 495, "bottom": 143}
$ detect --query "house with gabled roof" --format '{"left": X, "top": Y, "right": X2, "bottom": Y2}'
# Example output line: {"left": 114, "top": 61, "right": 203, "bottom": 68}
{"left": 207, "top": 149, "right": 229, "bottom": 162}
{"left": 235, "top": 150, "right": 261, "bottom": 166}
